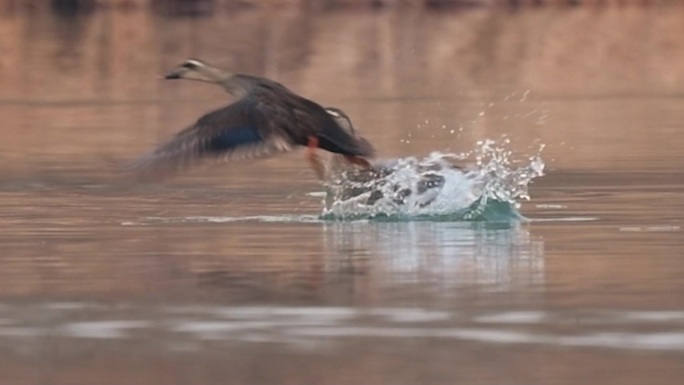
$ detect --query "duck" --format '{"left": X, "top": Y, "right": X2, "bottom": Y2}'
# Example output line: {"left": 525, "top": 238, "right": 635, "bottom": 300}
{"left": 131, "top": 59, "right": 375, "bottom": 179}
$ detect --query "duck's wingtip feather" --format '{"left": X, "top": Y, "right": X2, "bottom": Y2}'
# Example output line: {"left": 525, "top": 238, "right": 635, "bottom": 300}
{"left": 123, "top": 153, "right": 182, "bottom": 182}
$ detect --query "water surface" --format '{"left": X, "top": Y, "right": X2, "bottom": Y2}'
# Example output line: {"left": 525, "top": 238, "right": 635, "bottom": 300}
{"left": 0, "top": 5, "right": 683, "bottom": 385}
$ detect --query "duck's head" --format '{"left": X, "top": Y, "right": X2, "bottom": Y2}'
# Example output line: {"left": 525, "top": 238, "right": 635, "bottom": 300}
{"left": 325, "top": 107, "right": 356, "bottom": 137}
{"left": 164, "top": 59, "right": 229, "bottom": 83}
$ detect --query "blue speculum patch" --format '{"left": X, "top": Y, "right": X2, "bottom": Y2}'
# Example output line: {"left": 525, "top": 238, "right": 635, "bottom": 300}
{"left": 208, "top": 127, "right": 262, "bottom": 153}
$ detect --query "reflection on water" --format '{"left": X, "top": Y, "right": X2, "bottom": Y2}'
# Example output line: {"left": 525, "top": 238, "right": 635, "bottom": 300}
{"left": 322, "top": 221, "right": 544, "bottom": 293}
{"left": 1, "top": 3, "right": 684, "bottom": 385}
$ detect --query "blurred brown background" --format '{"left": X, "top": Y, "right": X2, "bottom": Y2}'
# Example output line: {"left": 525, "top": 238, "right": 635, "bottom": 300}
{"left": 1, "top": 0, "right": 683, "bottom": 176}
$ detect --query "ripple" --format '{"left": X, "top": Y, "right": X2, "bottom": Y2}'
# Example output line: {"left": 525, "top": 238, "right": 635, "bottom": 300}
{"left": 619, "top": 225, "right": 680, "bottom": 232}
{"left": 170, "top": 321, "right": 277, "bottom": 340}
{"left": 530, "top": 217, "right": 599, "bottom": 222}
{"left": 123, "top": 215, "right": 323, "bottom": 226}
{"left": 0, "top": 327, "right": 45, "bottom": 337}
{"left": 60, "top": 321, "right": 151, "bottom": 339}
{"left": 367, "top": 308, "right": 452, "bottom": 323}
{"left": 473, "top": 311, "right": 547, "bottom": 324}
{"left": 0, "top": 304, "right": 682, "bottom": 352}
{"left": 286, "top": 327, "right": 684, "bottom": 351}
{"left": 622, "top": 311, "right": 684, "bottom": 322}
{"left": 535, "top": 204, "right": 568, "bottom": 209}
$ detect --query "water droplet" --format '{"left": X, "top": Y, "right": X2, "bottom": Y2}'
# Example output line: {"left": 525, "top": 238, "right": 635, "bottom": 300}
{"left": 520, "top": 90, "right": 530, "bottom": 102}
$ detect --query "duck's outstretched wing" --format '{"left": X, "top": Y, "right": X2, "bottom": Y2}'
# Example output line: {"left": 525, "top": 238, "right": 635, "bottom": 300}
{"left": 129, "top": 98, "right": 295, "bottom": 179}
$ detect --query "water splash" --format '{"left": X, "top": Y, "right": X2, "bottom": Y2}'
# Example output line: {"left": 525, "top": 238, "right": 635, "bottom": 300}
{"left": 321, "top": 138, "right": 545, "bottom": 222}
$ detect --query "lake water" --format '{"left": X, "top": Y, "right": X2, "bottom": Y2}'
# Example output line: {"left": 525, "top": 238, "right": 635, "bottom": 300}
{"left": 0, "top": 3, "right": 683, "bottom": 385}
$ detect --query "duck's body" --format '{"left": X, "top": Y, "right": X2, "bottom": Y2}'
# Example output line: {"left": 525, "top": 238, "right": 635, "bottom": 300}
{"left": 132, "top": 59, "right": 374, "bottom": 178}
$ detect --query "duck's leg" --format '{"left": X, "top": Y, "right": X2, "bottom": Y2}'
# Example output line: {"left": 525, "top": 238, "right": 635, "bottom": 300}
{"left": 306, "top": 136, "right": 326, "bottom": 180}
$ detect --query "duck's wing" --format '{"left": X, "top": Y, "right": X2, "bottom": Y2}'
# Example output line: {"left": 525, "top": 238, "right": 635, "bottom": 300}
{"left": 129, "top": 98, "right": 295, "bottom": 179}
{"left": 246, "top": 82, "right": 375, "bottom": 158}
